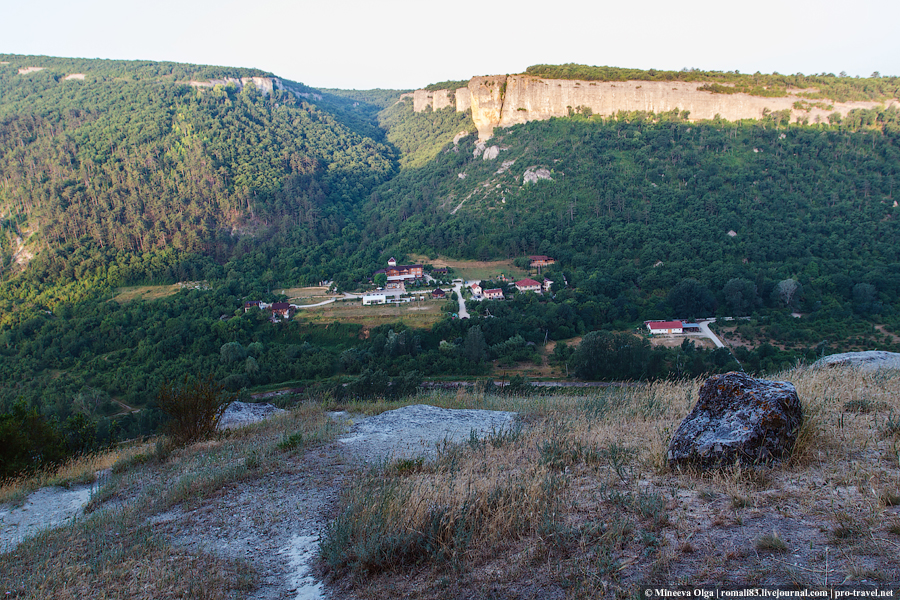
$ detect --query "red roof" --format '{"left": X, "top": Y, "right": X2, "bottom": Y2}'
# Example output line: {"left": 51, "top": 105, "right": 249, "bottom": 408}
{"left": 646, "top": 320, "right": 683, "bottom": 329}
{"left": 271, "top": 302, "right": 291, "bottom": 311}
{"left": 516, "top": 278, "right": 541, "bottom": 287}
{"left": 484, "top": 288, "right": 503, "bottom": 294}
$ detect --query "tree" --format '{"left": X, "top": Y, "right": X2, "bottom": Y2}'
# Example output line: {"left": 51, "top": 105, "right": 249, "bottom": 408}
{"left": 668, "top": 278, "right": 717, "bottom": 318}
{"left": 157, "top": 375, "right": 235, "bottom": 446}
{"left": 374, "top": 273, "right": 387, "bottom": 288}
{"left": 463, "top": 326, "right": 488, "bottom": 364}
{"left": 772, "top": 279, "right": 802, "bottom": 310}
{"left": 722, "top": 278, "right": 758, "bottom": 316}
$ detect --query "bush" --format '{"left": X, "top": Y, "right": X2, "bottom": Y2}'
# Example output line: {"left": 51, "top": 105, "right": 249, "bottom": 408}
{"left": 157, "top": 375, "right": 235, "bottom": 446}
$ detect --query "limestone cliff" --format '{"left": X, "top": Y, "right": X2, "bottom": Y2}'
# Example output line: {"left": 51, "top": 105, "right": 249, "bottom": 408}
{"left": 415, "top": 74, "right": 899, "bottom": 140}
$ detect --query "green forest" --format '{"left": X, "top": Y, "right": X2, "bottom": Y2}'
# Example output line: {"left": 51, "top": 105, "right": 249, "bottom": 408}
{"left": 2, "top": 54, "right": 900, "bottom": 476}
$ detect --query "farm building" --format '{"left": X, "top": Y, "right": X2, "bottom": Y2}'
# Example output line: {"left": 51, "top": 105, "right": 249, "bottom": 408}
{"left": 645, "top": 320, "right": 683, "bottom": 334}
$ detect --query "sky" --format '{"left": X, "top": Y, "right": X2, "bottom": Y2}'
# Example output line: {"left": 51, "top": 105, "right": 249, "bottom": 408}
{"left": 3, "top": 0, "right": 898, "bottom": 90}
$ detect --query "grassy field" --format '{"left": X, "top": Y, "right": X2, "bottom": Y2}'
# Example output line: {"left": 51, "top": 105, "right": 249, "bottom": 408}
{"left": 409, "top": 254, "right": 530, "bottom": 282}
{"left": 278, "top": 286, "right": 335, "bottom": 305}
{"left": 296, "top": 297, "right": 446, "bottom": 329}
{"left": 112, "top": 284, "right": 182, "bottom": 303}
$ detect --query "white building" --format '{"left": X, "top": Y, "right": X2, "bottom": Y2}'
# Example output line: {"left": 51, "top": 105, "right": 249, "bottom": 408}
{"left": 363, "top": 293, "right": 387, "bottom": 306}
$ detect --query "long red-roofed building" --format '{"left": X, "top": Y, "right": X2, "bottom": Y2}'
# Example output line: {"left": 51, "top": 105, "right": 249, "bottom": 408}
{"left": 645, "top": 320, "right": 683, "bottom": 334}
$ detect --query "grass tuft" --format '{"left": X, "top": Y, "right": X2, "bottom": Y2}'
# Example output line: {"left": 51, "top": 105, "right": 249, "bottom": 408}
{"left": 755, "top": 531, "right": 789, "bottom": 553}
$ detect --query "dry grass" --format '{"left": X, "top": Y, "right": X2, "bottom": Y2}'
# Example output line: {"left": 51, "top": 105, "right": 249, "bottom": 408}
{"left": 0, "top": 443, "right": 150, "bottom": 506}
{"left": 297, "top": 298, "right": 445, "bottom": 329}
{"left": 322, "top": 366, "right": 900, "bottom": 597}
{"left": 0, "top": 406, "right": 340, "bottom": 598}
{"left": 111, "top": 284, "right": 181, "bottom": 303}
{"left": 407, "top": 254, "right": 529, "bottom": 282}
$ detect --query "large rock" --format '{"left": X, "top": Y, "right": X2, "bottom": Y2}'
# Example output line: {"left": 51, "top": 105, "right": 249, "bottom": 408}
{"left": 814, "top": 350, "right": 900, "bottom": 371}
{"left": 667, "top": 372, "right": 802, "bottom": 469}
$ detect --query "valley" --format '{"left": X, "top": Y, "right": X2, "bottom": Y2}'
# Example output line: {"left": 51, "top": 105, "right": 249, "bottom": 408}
{"left": 0, "top": 54, "right": 899, "bottom": 559}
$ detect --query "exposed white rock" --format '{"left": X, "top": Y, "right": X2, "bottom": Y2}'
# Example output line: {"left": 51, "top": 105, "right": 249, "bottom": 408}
{"left": 523, "top": 168, "right": 553, "bottom": 184}
{"left": 496, "top": 159, "right": 515, "bottom": 174}
{"left": 219, "top": 401, "right": 284, "bottom": 429}
{"left": 814, "top": 351, "right": 900, "bottom": 371}
{"left": 482, "top": 146, "right": 500, "bottom": 160}
{"left": 339, "top": 404, "right": 517, "bottom": 461}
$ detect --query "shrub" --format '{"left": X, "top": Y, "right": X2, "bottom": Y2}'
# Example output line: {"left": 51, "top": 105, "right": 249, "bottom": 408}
{"left": 157, "top": 375, "right": 235, "bottom": 446}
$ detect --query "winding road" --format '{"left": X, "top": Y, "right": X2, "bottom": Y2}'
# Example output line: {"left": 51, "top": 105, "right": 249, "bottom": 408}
{"left": 698, "top": 319, "right": 725, "bottom": 348}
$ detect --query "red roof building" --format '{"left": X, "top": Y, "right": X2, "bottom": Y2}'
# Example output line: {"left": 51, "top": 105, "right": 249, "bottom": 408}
{"left": 483, "top": 288, "right": 505, "bottom": 300}
{"left": 515, "top": 278, "right": 542, "bottom": 293}
{"left": 645, "top": 320, "right": 683, "bottom": 334}
{"left": 529, "top": 255, "right": 556, "bottom": 269}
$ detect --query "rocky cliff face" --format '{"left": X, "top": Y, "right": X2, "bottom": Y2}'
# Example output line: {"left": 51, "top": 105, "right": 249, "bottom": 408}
{"left": 190, "top": 76, "right": 281, "bottom": 96}
{"left": 415, "top": 74, "right": 899, "bottom": 140}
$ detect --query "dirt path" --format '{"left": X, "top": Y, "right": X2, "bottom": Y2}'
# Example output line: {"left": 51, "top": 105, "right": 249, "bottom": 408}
{"left": 150, "top": 443, "right": 350, "bottom": 600}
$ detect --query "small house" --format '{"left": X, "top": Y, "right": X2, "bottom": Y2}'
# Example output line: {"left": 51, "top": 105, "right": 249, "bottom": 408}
{"left": 542, "top": 278, "right": 554, "bottom": 293}
{"left": 469, "top": 283, "right": 483, "bottom": 296}
{"left": 431, "top": 288, "right": 446, "bottom": 299}
{"left": 243, "top": 300, "right": 262, "bottom": 312}
{"left": 484, "top": 288, "right": 505, "bottom": 300}
{"left": 270, "top": 302, "right": 293, "bottom": 320}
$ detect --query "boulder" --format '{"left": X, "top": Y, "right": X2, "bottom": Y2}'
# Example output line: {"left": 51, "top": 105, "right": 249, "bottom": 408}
{"left": 667, "top": 371, "right": 802, "bottom": 469}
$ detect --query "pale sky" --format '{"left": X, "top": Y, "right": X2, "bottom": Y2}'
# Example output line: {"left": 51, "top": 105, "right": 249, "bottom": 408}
{"left": 3, "top": 0, "right": 898, "bottom": 90}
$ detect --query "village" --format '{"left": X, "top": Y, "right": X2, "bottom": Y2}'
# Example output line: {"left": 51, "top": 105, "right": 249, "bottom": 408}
{"left": 238, "top": 255, "right": 727, "bottom": 350}
{"left": 240, "top": 255, "right": 560, "bottom": 322}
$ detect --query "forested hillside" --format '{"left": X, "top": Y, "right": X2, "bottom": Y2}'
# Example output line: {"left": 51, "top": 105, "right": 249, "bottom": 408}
{"left": 0, "top": 54, "right": 396, "bottom": 273}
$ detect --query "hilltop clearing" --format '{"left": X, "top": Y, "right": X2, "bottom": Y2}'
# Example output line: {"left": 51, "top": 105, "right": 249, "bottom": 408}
{"left": 2, "top": 364, "right": 899, "bottom": 597}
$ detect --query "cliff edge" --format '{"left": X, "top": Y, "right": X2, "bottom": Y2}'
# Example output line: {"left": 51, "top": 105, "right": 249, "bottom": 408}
{"left": 417, "top": 74, "right": 899, "bottom": 140}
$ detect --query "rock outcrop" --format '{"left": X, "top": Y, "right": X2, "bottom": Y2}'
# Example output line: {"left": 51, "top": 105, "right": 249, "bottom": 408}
{"left": 219, "top": 401, "right": 284, "bottom": 429}
{"left": 413, "top": 74, "right": 899, "bottom": 140}
{"left": 189, "top": 76, "right": 282, "bottom": 96}
{"left": 667, "top": 371, "right": 803, "bottom": 469}
{"left": 814, "top": 350, "right": 900, "bottom": 371}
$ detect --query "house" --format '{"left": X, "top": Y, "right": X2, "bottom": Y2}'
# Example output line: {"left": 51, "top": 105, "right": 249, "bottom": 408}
{"left": 270, "top": 302, "right": 292, "bottom": 320}
{"left": 432, "top": 267, "right": 449, "bottom": 276}
{"left": 483, "top": 288, "right": 505, "bottom": 300}
{"left": 388, "top": 257, "right": 397, "bottom": 267}
{"left": 529, "top": 255, "right": 556, "bottom": 269}
{"left": 542, "top": 278, "right": 554, "bottom": 293}
{"left": 515, "top": 278, "right": 542, "bottom": 293}
{"left": 469, "top": 283, "right": 483, "bottom": 296}
{"left": 243, "top": 300, "right": 262, "bottom": 312}
{"left": 373, "top": 261, "right": 424, "bottom": 283}
{"left": 431, "top": 288, "right": 446, "bottom": 299}
{"left": 363, "top": 293, "right": 387, "bottom": 306}
{"left": 645, "top": 320, "right": 683, "bottom": 335}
